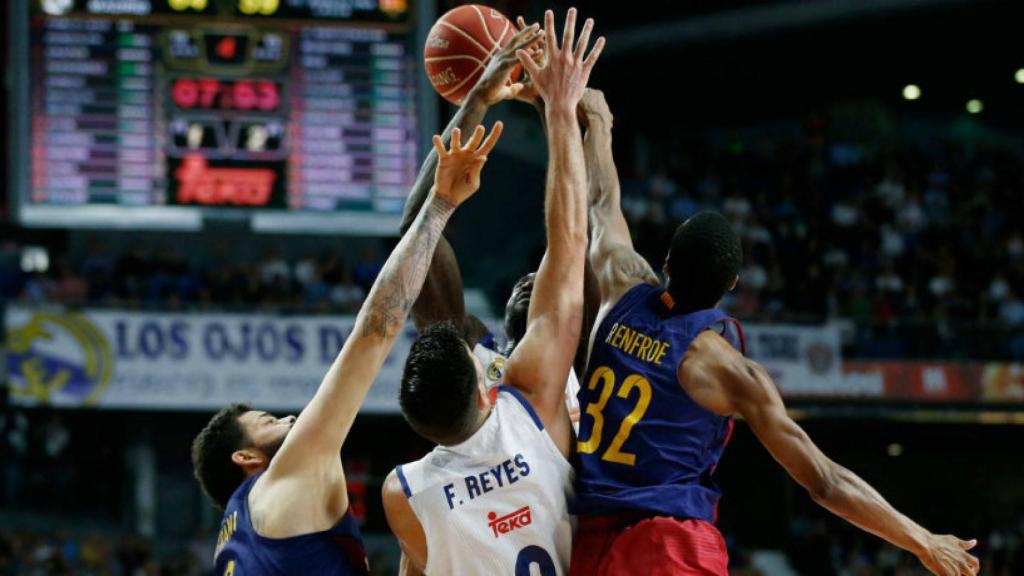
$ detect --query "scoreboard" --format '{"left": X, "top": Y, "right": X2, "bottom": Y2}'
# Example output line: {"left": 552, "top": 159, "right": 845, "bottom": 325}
{"left": 12, "top": 0, "right": 421, "bottom": 234}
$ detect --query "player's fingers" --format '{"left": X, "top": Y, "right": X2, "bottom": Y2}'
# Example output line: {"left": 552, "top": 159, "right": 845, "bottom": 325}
{"left": 505, "top": 82, "right": 524, "bottom": 99}
{"left": 959, "top": 539, "right": 977, "bottom": 550}
{"left": 508, "top": 28, "right": 543, "bottom": 60}
{"left": 477, "top": 121, "right": 504, "bottom": 156}
{"left": 544, "top": 10, "right": 558, "bottom": 54}
{"left": 516, "top": 50, "right": 540, "bottom": 79}
{"left": 468, "top": 158, "right": 487, "bottom": 188}
{"left": 574, "top": 18, "right": 594, "bottom": 61}
{"left": 507, "top": 24, "right": 540, "bottom": 53}
{"left": 432, "top": 134, "right": 446, "bottom": 156}
{"left": 464, "top": 125, "right": 486, "bottom": 151}
{"left": 450, "top": 127, "right": 462, "bottom": 151}
{"left": 582, "top": 36, "right": 606, "bottom": 75}
{"left": 965, "top": 554, "right": 980, "bottom": 574}
{"left": 562, "top": 8, "right": 577, "bottom": 57}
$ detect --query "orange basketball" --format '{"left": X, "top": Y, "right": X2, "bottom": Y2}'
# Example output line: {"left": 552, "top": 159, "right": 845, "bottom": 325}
{"left": 424, "top": 4, "right": 521, "bottom": 104}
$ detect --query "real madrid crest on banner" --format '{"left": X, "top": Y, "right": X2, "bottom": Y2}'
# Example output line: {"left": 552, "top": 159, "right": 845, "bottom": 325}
{"left": 6, "top": 310, "right": 114, "bottom": 405}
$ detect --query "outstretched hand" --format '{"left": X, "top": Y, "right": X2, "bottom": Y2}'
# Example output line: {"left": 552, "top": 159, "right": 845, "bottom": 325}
{"left": 432, "top": 122, "right": 504, "bottom": 207}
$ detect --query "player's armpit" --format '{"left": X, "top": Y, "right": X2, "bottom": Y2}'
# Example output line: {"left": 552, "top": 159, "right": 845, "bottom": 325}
{"left": 382, "top": 471, "right": 429, "bottom": 573}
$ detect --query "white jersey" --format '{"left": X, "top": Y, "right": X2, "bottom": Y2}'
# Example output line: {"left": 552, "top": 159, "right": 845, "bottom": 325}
{"left": 473, "top": 342, "right": 581, "bottom": 431}
{"left": 396, "top": 387, "right": 574, "bottom": 576}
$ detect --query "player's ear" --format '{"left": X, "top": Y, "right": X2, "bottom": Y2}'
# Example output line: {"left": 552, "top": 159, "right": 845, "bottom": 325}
{"left": 232, "top": 448, "right": 267, "bottom": 474}
{"left": 662, "top": 257, "right": 670, "bottom": 278}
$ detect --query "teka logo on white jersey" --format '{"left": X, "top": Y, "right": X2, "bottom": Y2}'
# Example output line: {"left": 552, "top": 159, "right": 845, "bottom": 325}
{"left": 487, "top": 506, "right": 532, "bottom": 538}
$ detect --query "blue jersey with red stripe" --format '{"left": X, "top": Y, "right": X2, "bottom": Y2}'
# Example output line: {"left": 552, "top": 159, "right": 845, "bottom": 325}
{"left": 213, "top": 473, "right": 369, "bottom": 575}
{"left": 574, "top": 283, "right": 744, "bottom": 523}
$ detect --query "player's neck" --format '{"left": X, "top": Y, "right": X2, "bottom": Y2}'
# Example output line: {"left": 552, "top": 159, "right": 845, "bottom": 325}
{"left": 439, "top": 404, "right": 494, "bottom": 447}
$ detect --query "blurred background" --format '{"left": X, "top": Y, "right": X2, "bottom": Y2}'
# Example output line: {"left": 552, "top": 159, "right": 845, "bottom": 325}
{"left": 2, "top": 0, "right": 1024, "bottom": 574}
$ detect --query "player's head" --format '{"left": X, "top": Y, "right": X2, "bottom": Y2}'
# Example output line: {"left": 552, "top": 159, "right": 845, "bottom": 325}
{"left": 664, "top": 211, "right": 742, "bottom": 313}
{"left": 191, "top": 403, "right": 296, "bottom": 509}
{"left": 401, "top": 320, "right": 491, "bottom": 445}
{"left": 503, "top": 272, "right": 536, "bottom": 350}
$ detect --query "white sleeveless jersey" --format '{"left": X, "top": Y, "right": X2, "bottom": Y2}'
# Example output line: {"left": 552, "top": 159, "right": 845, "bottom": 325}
{"left": 473, "top": 343, "right": 581, "bottom": 432}
{"left": 396, "top": 387, "right": 574, "bottom": 576}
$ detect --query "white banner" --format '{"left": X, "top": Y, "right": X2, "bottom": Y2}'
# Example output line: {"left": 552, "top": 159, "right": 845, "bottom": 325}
{"left": 742, "top": 323, "right": 844, "bottom": 396}
{"left": 4, "top": 307, "right": 415, "bottom": 412}
{"left": 3, "top": 307, "right": 844, "bottom": 410}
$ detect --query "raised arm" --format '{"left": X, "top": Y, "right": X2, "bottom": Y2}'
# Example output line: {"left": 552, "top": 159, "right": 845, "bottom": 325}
{"left": 580, "top": 89, "right": 659, "bottom": 317}
{"left": 503, "top": 8, "right": 604, "bottom": 436}
{"left": 680, "top": 331, "right": 980, "bottom": 576}
{"left": 266, "top": 123, "right": 504, "bottom": 489}
{"left": 400, "top": 24, "right": 541, "bottom": 343}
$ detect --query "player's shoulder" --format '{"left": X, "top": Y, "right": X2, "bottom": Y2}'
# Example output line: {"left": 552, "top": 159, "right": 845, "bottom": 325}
{"left": 680, "top": 330, "right": 743, "bottom": 379}
{"left": 382, "top": 468, "right": 405, "bottom": 500}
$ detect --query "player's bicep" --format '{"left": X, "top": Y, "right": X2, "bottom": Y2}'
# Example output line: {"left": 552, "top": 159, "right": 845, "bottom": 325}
{"left": 382, "top": 472, "right": 428, "bottom": 572}
{"left": 505, "top": 315, "right": 579, "bottom": 418}
{"left": 730, "top": 360, "right": 836, "bottom": 498}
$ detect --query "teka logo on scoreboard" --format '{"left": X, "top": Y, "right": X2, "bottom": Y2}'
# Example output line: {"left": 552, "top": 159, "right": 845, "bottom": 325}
{"left": 175, "top": 155, "right": 276, "bottom": 206}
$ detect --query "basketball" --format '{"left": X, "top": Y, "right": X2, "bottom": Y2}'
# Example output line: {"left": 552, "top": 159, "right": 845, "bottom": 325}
{"left": 424, "top": 4, "right": 521, "bottom": 104}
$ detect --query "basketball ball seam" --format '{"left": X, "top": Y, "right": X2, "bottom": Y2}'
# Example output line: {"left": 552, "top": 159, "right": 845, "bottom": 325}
{"left": 438, "top": 20, "right": 495, "bottom": 59}
{"left": 471, "top": 5, "right": 500, "bottom": 48}
{"left": 440, "top": 62, "right": 485, "bottom": 99}
{"left": 424, "top": 54, "right": 485, "bottom": 65}
{"left": 496, "top": 19, "right": 511, "bottom": 47}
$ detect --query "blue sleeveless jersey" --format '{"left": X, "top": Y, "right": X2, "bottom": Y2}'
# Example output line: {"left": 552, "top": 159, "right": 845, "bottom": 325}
{"left": 213, "top": 473, "right": 369, "bottom": 575}
{"left": 574, "top": 283, "right": 744, "bottom": 523}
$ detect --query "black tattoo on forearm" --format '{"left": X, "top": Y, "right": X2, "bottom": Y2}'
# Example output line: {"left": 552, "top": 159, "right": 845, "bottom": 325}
{"left": 363, "top": 199, "right": 454, "bottom": 338}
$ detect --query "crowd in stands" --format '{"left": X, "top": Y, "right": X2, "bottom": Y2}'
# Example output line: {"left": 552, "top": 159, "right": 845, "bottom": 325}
{"left": 5, "top": 124, "right": 1023, "bottom": 358}
{"left": 785, "top": 512, "right": 1020, "bottom": 576}
{"left": 612, "top": 117, "right": 1024, "bottom": 358}
{"left": 0, "top": 241, "right": 381, "bottom": 314}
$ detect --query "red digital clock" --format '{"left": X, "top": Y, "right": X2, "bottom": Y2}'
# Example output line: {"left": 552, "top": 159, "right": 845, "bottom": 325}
{"left": 171, "top": 78, "right": 281, "bottom": 111}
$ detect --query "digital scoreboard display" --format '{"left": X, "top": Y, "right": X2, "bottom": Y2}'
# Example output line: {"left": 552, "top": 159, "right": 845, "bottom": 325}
{"left": 12, "top": 0, "right": 420, "bottom": 233}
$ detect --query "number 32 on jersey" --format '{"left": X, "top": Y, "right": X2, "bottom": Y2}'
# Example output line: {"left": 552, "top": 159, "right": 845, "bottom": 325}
{"left": 577, "top": 366, "right": 652, "bottom": 465}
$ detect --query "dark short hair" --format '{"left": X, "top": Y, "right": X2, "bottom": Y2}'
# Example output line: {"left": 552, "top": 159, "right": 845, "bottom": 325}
{"left": 401, "top": 321, "right": 479, "bottom": 444}
{"left": 666, "top": 211, "right": 742, "bottom": 312}
{"left": 191, "top": 403, "right": 251, "bottom": 509}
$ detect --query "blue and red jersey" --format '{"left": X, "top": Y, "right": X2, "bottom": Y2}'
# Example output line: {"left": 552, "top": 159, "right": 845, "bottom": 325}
{"left": 574, "top": 283, "right": 745, "bottom": 523}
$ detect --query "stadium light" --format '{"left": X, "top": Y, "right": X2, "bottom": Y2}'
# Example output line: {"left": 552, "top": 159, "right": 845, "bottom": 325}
{"left": 887, "top": 443, "right": 904, "bottom": 457}
{"left": 966, "top": 99, "right": 984, "bottom": 114}
{"left": 902, "top": 84, "right": 921, "bottom": 101}
{"left": 1016, "top": 69, "right": 1024, "bottom": 84}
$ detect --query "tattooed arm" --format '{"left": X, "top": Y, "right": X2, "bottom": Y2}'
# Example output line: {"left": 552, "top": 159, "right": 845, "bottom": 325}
{"left": 256, "top": 124, "right": 504, "bottom": 529}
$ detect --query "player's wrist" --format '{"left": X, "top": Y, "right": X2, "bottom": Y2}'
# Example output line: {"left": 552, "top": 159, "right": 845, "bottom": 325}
{"left": 908, "top": 528, "right": 933, "bottom": 558}
{"left": 463, "top": 87, "right": 494, "bottom": 109}
{"left": 545, "top": 103, "right": 577, "bottom": 123}
{"left": 584, "top": 112, "right": 613, "bottom": 130}
{"left": 427, "top": 188, "right": 459, "bottom": 215}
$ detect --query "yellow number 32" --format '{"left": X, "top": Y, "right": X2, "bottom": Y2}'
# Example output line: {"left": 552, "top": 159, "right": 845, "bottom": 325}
{"left": 577, "top": 366, "right": 652, "bottom": 466}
